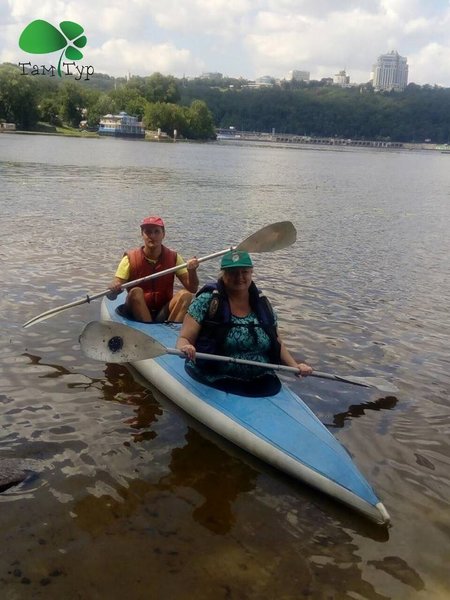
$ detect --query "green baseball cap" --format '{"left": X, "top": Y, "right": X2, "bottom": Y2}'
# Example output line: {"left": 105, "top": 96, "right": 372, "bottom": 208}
{"left": 220, "top": 250, "right": 253, "bottom": 269}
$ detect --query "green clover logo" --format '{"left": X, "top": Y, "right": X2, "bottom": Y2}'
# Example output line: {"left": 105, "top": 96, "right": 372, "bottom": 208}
{"left": 19, "top": 19, "right": 87, "bottom": 77}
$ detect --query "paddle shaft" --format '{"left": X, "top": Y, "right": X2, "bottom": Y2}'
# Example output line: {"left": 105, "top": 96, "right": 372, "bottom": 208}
{"left": 23, "top": 249, "right": 237, "bottom": 328}
{"left": 119, "top": 248, "right": 232, "bottom": 292}
{"left": 23, "top": 221, "right": 297, "bottom": 328}
{"left": 164, "top": 348, "right": 370, "bottom": 388}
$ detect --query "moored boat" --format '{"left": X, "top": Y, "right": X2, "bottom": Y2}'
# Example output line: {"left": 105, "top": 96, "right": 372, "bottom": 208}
{"left": 216, "top": 127, "right": 242, "bottom": 140}
{"left": 98, "top": 111, "right": 145, "bottom": 139}
{"left": 99, "top": 294, "right": 390, "bottom": 525}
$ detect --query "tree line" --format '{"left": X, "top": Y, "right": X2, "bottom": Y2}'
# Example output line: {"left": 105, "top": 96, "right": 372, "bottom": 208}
{"left": 0, "top": 64, "right": 215, "bottom": 139}
{"left": 180, "top": 78, "right": 450, "bottom": 143}
{"left": 2, "top": 62, "right": 450, "bottom": 143}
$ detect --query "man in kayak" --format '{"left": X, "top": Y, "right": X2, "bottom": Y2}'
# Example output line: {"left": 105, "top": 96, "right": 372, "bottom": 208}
{"left": 176, "top": 250, "right": 312, "bottom": 396}
{"left": 109, "top": 216, "right": 199, "bottom": 322}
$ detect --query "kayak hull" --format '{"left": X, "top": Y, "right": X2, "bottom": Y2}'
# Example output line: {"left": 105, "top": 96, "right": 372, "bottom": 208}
{"left": 101, "top": 295, "right": 390, "bottom": 526}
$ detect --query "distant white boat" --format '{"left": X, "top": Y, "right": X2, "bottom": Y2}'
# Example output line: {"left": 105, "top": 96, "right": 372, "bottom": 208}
{"left": 98, "top": 112, "right": 145, "bottom": 139}
{"left": 216, "top": 128, "right": 242, "bottom": 141}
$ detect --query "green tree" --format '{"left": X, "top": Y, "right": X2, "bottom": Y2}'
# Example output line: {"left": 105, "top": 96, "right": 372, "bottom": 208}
{"left": 184, "top": 100, "right": 215, "bottom": 139}
{"left": 140, "top": 73, "right": 180, "bottom": 103}
{"left": 124, "top": 73, "right": 180, "bottom": 104}
{"left": 58, "top": 81, "right": 86, "bottom": 127}
{"left": 38, "top": 97, "right": 61, "bottom": 125}
{"left": 123, "top": 96, "right": 149, "bottom": 121}
{"left": 110, "top": 86, "right": 144, "bottom": 116}
{"left": 86, "top": 93, "right": 118, "bottom": 128}
{"left": 143, "top": 102, "right": 187, "bottom": 137}
{"left": 0, "top": 64, "right": 39, "bottom": 128}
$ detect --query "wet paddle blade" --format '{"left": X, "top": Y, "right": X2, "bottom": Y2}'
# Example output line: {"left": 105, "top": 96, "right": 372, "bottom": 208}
{"left": 79, "top": 321, "right": 167, "bottom": 363}
{"left": 313, "top": 371, "right": 399, "bottom": 394}
{"left": 334, "top": 375, "right": 399, "bottom": 394}
{"left": 23, "top": 297, "right": 90, "bottom": 328}
{"left": 237, "top": 221, "right": 297, "bottom": 253}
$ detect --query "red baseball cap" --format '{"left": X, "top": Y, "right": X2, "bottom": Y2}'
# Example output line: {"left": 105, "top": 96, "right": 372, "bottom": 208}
{"left": 140, "top": 216, "right": 165, "bottom": 228}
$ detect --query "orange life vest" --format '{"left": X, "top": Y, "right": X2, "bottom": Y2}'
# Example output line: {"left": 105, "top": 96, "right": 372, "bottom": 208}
{"left": 126, "top": 245, "right": 178, "bottom": 312}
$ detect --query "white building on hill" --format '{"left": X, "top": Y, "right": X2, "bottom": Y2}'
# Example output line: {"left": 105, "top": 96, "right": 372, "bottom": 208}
{"left": 287, "top": 70, "right": 310, "bottom": 82}
{"left": 372, "top": 51, "right": 408, "bottom": 92}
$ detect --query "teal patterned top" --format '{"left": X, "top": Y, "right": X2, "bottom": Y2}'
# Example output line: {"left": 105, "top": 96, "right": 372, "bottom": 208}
{"left": 187, "top": 291, "right": 278, "bottom": 383}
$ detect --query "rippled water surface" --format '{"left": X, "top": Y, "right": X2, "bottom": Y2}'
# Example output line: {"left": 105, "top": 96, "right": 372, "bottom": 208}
{"left": 0, "top": 134, "right": 449, "bottom": 599}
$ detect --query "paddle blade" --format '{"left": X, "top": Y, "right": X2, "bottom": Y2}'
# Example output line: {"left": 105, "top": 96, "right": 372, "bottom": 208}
{"left": 336, "top": 375, "right": 399, "bottom": 394}
{"left": 23, "top": 297, "right": 89, "bottom": 328}
{"left": 312, "top": 371, "right": 398, "bottom": 394}
{"left": 79, "top": 321, "right": 167, "bottom": 363}
{"left": 237, "top": 221, "right": 297, "bottom": 253}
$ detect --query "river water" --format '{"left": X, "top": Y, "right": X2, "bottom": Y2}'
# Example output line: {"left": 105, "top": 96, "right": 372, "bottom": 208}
{"left": 0, "top": 134, "right": 449, "bottom": 599}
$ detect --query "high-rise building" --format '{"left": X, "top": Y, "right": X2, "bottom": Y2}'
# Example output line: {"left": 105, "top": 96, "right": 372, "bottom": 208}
{"left": 287, "top": 70, "right": 310, "bottom": 82}
{"left": 372, "top": 51, "right": 408, "bottom": 92}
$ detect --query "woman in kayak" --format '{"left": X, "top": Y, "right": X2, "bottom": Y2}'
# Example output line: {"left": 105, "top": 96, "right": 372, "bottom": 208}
{"left": 176, "top": 250, "right": 312, "bottom": 396}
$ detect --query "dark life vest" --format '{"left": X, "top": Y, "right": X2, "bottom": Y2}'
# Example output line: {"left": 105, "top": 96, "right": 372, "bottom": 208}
{"left": 194, "top": 279, "right": 281, "bottom": 373}
{"left": 126, "top": 245, "right": 178, "bottom": 312}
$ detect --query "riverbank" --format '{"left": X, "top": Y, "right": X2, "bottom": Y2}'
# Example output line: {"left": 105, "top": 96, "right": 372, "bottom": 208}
{"left": 1, "top": 127, "right": 442, "bottom": 150}
{"left": 1, "top": 127, "right": 185, "bottom": 142}
{"left": 1, "top": 125, "right": 97, "bottom": 138}
{"left": 216, "top": 129, "right": 440, "bottom": 151}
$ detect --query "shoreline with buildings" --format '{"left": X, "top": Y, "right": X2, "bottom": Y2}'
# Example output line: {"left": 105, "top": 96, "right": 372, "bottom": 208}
{"left": 213, "top": 128, "right": 440, "bottom": 151}
{"left": 2, "top": 126, "right": 440, "bottom": 152}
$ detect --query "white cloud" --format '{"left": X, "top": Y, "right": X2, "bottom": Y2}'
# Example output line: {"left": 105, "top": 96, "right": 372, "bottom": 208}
{"left": 404, "top": 18, "right": 431, "bottom": 35}
{"left": 8, "top": 0, "right": 81, "bottom": 23}
{"left": 89, "top": 38, "right": 204, "bottom": 77}
{"left": 149, "top": 0, "right": 252, "bottom": 37}
{"left": 246, "top": 8, "right": 388, "bottom": 79}
{"left": 264, "top": 0, "right": 380, "bottom": 18}
{"left": 409, "top": 42, "right": 450, "bottom": 87}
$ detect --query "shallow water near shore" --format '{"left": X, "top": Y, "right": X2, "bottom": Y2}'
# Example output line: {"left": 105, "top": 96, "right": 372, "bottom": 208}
{"left": 0, "top": 134, "right": 449, "bottom": 599}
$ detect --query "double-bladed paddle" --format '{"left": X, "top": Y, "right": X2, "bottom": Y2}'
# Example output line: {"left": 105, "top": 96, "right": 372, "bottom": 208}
{"left": 23, "top": 221, "right": 296, "bottom": 328}
{"left": 79, "top": 320, "right": 399, "bottom": 394}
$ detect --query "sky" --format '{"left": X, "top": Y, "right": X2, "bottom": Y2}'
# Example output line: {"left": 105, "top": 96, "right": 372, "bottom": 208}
{"left": 2, "top": 0, "right": 450, "bottom": 86}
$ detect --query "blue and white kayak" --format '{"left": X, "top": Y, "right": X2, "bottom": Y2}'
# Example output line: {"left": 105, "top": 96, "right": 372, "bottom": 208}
{"left": 101, "top": 294, "right": 390, "bottom": 526}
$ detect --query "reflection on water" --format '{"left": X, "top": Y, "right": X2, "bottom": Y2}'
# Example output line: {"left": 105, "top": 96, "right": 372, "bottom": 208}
{"left": 159, "top": 427, "right": 258, "bottom": 534}
{"left": 368, "top": 556, "right": 425, "bottom": 592}
{"left": 1, "top": 134, "right": 449, "bottom": 598}
{"left": 73, "top": 427, "right": 258, "bottom": 537}
{"left": 23, "top": 352, "right": 102, "bottom": 389}
{"left": 329, "top": 395, "right": 398, "bottom": 429}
